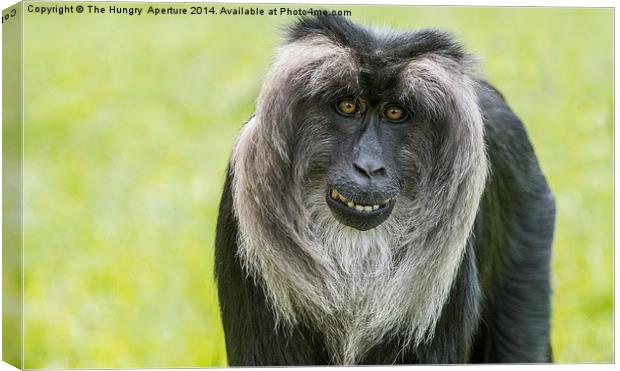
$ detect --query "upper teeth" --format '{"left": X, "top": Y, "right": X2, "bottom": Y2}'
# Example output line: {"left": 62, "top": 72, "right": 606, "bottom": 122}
{"left": 330, "top": 189, "right": 389, "bottom": 212}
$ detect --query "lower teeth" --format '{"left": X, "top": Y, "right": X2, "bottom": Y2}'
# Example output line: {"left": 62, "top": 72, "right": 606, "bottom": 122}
{"left": 330, "top": 190, "right": 387, "bottom": 212}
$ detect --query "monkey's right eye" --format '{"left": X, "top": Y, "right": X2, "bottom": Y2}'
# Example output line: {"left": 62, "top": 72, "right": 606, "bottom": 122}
{"left": 336, "top": 98, "right": 359, "bottom": 116}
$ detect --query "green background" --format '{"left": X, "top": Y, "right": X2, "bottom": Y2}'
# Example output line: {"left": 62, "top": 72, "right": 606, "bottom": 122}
{"left": 18, "top": 2, "right": 613, "bottom": 367}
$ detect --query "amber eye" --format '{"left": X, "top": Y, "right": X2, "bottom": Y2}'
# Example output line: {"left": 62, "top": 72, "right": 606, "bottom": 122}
{"left": 384, "top": 104, "right": 407, "bottom": 122}
{"left": 336, "top": 98, "right": 358, "bottom": 116}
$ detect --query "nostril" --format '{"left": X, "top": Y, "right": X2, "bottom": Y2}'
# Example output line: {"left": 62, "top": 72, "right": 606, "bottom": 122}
{"left": 371, "top": 166, "right": 386, "bottom": 177}
{"left": 353, "top": 162, "right": 368, "bottom": 177}
{"left": 353, "top": 162, "right": 387, "bottom": 179}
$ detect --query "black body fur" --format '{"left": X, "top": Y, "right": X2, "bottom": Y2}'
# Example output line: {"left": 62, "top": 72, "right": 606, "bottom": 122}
{"left": 215, "top": 16, "right": 555, "bottom": 365}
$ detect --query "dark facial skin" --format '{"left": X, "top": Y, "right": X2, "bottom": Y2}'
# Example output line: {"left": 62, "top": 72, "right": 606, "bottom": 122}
{"left": 325, "top": 95, "right": 409, "bottom": 231}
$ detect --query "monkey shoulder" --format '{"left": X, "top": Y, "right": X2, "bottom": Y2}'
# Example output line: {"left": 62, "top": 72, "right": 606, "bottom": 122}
{"left": 470, "top": 81, "right": 555, "bottom": 363}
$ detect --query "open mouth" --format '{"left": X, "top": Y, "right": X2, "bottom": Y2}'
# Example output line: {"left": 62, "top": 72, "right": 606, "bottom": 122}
{"left": 328, "top": 189, "right": 392, "bottom": 213}
{"left": 325, "top": 187, "right": 396, "bottom": 231}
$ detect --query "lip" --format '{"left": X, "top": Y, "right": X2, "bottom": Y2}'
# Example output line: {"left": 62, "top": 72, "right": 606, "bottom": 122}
{"left": 325, "top": 188, "right": 396, "bottom": 231}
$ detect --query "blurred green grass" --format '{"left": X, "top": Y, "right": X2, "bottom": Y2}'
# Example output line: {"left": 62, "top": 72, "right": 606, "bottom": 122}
{"left": 20, "top": 4, "right": 612, "bottom": 367}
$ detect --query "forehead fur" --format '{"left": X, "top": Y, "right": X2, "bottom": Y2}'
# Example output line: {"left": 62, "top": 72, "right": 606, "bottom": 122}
{"left": 266, "top": 15, "right": 477, "bottom": 107}
{"left": 286, "top": 15, "right": 466, "bottom": 62}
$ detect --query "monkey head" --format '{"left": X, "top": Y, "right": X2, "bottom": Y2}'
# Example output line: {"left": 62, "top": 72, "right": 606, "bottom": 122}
{"left": 234, "top": 15, "right": 486, "bottom": 237}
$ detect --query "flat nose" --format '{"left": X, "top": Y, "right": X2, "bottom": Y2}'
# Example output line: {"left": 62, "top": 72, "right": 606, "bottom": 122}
{"left": 353, "top": 159, "right": 387, "bottom": 179}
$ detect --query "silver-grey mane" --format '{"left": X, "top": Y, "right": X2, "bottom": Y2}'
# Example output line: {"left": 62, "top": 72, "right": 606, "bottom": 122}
{"left": 230, "top": 32, "right": 488, "bottom": 364}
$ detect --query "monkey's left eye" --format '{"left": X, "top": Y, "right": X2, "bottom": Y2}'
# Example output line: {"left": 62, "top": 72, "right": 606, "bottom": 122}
{"left": 336, "top": 97, "right": 362, "bottom": 116}
{"left": 383, "top": 104, "right": 407, "bottom": 122}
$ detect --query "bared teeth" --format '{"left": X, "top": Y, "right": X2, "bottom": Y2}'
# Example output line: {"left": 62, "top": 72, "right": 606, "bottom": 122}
{"left": 330, "top": 188, "right": 392, "bottom": 213}
{"left": 331, "top": 189, "right": 338, "bottom": 200}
